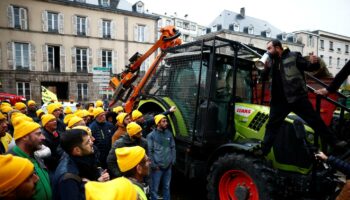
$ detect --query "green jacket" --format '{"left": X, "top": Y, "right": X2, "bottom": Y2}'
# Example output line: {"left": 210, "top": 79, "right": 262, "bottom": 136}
{"left": 9, "top": 146, "right": 52, "bottom": 200}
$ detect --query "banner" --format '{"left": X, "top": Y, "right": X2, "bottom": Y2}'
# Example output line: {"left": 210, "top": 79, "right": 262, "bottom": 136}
{"left": 41, "top": 86, "right": 58, "bottom": 103}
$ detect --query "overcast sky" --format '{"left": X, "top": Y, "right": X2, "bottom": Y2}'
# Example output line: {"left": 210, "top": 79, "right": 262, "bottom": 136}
{"left": 129, "top": 0, "right": 350, "bottom": 37}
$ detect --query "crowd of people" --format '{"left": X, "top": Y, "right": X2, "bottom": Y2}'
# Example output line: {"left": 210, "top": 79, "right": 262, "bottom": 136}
{"left": 0, "top": 99, "right": 176, "bottom": 200}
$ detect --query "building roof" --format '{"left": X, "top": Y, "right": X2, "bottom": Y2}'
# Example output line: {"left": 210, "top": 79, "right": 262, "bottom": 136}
{"left": 209, "top": 9, "right": 283, "bottom": 38}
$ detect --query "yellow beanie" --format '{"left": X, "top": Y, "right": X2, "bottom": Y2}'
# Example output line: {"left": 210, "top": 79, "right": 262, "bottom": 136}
{"left": 126, "top": 122, "right": 142, "bottom": 137}
{"left": 116, "top": 146, "right": 145, "bottom": 172}
{"left": 72, "top": 126, "right": 92, "bottom": 136}
{"left": 154, "top": 114, "right": 166, "bottom": 125}
{"left": 116, "top": 112, "right": 128, "bottom": 125}
{"left": 75, "top": 110, "right": 89, "bottom": 118}
{"left": 113, "top": 106, "right": 124, "bottom": 113}
{"left": 1, "top": 102, "right": 11, "bottom": 108}
{"left": 85, "top": 177, "right": 137, "bottom": 200}
{"left": 41, "top": 114, "right": 56, "bottom": 127}
{"left": 14, "top": 102, "right": 26, "bottom": 110}
{"left": 131, "top": 110, "right": 143, "bottom": 121}
{"left": 0, "top": 106, "right": 13, "bottom": 113}
{"left": 93, "top": 107, "right": 105, "bottom": 118}
{"left": 64, "top": 106, "right": 73, "bottom": 114}
{"left": 27, "top": 100, "right": 36, "bottom": 106}
{"left": 95, "top": 100, "right": 103, "bottom": 108}
{"left": 0, "top": 112, "right": 5, "bottom": 120}
{"left": 47, "top": 103, "right": 60, "bottom": 114}
{"left": 68, "top": 116, "right": 83, "bottom": 128}
{"left": 11, "top": 113, "right": 33, "bottom": 126}
{"left": 0, "top": 154, "right": 34, "bottom": 196}
{"left": 36, "top": 109, "right": 45, "bottom": 118}
{"left": 63, "top": 114, "right": 74, "bottom": 125}
{"left": 13, "top": 120, "right": 41, "bottom": 140}
{"left": 88, "top": 107, "right": 94, "bottom": 115}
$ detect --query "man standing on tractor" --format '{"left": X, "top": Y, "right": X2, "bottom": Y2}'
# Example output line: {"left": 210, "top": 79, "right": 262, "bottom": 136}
{"left": 260, "top": 39, "right": 346, "bottom": 156}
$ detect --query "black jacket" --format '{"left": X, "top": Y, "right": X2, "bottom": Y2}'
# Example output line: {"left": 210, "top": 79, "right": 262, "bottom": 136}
{"left": 106, "top": 134, "right": 147, "bottom": 178}
{"left": 269, "top": 49, "right": 320, "bottom": 103}
{"left": 327, "top": 155, "right": 350, "bottom": 177}
{"left": 42, "top": 128, "right": 63, "bottom": 171}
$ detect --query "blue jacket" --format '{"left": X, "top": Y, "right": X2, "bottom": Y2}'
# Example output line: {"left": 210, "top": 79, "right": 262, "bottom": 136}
{"left": 147, "top": 128, "right": 176, "bottom": 169}
{"left": 327, "top": 155, "right": 350, "bottom": 177}
{"left": 89, "top": 120, "right": 116, "bottom": 168}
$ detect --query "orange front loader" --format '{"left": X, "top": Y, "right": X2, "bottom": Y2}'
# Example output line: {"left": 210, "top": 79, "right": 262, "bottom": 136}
{"left": 109, "top": 25, "right": 182, "bottom": 112}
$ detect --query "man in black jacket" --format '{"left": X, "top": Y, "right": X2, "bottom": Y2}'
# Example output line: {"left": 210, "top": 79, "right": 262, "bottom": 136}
{"left": 260, "top": 39, "right": 346, "bottom": 155}
{"left": 315, "top": 60, "right": 350, "bottom": 95}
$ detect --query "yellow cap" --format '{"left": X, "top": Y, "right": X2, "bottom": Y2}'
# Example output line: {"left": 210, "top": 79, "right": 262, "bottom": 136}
{"left": 95, "top": 100, "right": 103, "bottom": 108}
{"left": 72, "top": 126, "right": 92, "bottom": 136}
{"left": 13, "top": 120, "right": 41, "bottom": 140}
{"left": 85, "top": 177, "right": 137, "bottom": 200}
{"left": 75, "top": 109, "right": 89, "bottom": 118}
{"left": 63, "top": 114, "right": 74, "bottom": 125}
{"left": 0, "top": 112, "right": 5, "bottom": 120}
{"left": 41, "top": 114, "right": 56, "bottom": 127}
{"left": 36, "top": 109, "right": 45, "bottom": 118}
{"left": 126, "top": 122, "right": 142, "bottom": 137}
{"left": 57, "top": 102, "right": 63, "bottom": 108}
{"left": 27, "top": 100, "right": 36, "bottom": 106}
{"left": 47, "top": 103, "right": 60, "bottom": 114}
{"left": 68, "top": 116, "right": 83, "bottom": 128}
{"left": 64, "top": 106, "right": 73, "bottom": 114}
{"left": 14, "top": 102, "right": 26, "bottom": 110}
{"left": 154, "top": 114, "right": 166, "bottom": 125}
{"left": 1, "top": 102, "right": 11, "bottom": 108}
{"left": 116, "top": 112, "right": 128, "bottom": 125}
{"left": 0, "top": 154, "right": 34, "bottom": 196}
{"left": 131, "top": 110, "right": 143, "bottom": 121}
{"left": 0, "top": 106, "right": 13, "bottom": 113}
{"left": 116, "top": 146, "right": 145, "bottom": 172}
{"left": 113, "top": 106, "right": 124, "bottom": 113}
{"left": 93, "top": 107, "right": 105, "bottom": 118}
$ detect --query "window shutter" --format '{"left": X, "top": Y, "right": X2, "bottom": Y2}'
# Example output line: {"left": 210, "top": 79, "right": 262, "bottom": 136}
{"left": 7, "top": 6, "right": 14, "bottom": 28}
{"left": 72, "top": 15, "right": 77, "bottom": 35}
{"left": 86, "top": 17, "right": 90, "bottom": 36}
{"left": 112, "top": 50, "right": 118, "bottom": 74}
{"left": 71, "top": 47, "right": 76, "bottom": 72}
{"left": 88, "top": 48, "right": 92, "bottom": 72}
{"left": 30, "top": 44, "right": 35, "bottom": 71}
{"left": 42, "top": 11, "right": 48, "bottom": 32}
{"left": 144, "top": 26, "right": 149, "bottom": 42}
{"left": 19, "top": 8, "right": 27, "bottom": 30}
{"left": 42, "top": 45, "right": 48, "bottom": 71}
{"left": 97, "top": 49, "right": 102, "bottom": 67}
{"left": 7, "top": 42, "right": 14, "bottom": 70}
{"left": 111, "top": 21, "right": 116, "bottom": 39}
{"left": 98, "top": 19, "right": 102, "bottom": 38}
{"left": 134, "top": 25, "right": 138, "bottom": 41}
{"left": 58, "top": 13, "right": 64, "bottom": 34}
{"left": 60, "top": 46, "right": 65, "bottom": 72}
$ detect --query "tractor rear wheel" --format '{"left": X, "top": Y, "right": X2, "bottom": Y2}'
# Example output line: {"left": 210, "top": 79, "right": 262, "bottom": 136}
{"left": 207, "top": 153, "right": 276, "bottom": 200}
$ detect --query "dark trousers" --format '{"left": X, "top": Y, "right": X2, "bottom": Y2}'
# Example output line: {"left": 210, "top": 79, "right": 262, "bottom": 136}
{"left": 263, "top": 97, "right": 336, "bottom": 154}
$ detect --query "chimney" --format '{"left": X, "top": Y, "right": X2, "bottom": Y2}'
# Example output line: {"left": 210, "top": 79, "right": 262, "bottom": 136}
{"left": 240, "top": 7, "right": 245, "bottom": 18}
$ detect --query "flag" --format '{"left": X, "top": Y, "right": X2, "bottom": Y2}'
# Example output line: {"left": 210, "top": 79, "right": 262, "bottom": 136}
{"left": 41, "top": 86, "right": 58, "bottom": 103}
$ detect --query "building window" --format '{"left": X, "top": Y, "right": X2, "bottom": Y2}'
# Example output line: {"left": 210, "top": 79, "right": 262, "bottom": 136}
{"left": 137, "top": 25, "right": 145, "bottom": 42}
{"left": 307, "top": 35, "right": 314, "bottom": 47}
{"left": 190, "top": 24, "right": 196, "bottom": 31}
{"left": 183, "top": 22, "right": 190, "bottom": 30}
{"left": 48, "top": 12, "right": 58, "bottom": 33}
{"left": 234, "top": 24, "right": 239, "bottom": 32}
{"left": 329, "top": 41, "right": 334, "bottom": 51}
{"left": 76, "top": 48, "right": 87, "bottom": 72}
{"left": 101, "top": 0, "right": 110, "bottom": 7}
{"left": 14, "top": 42, "right": 30, "bottom": 70}
{"left": 320, "top": 40, "right": 324, "bottom": 49}
{"left": 248, "top": 26, "right": 254, "bottom": 34}
{"left": 48, "top": 46, "right": 60, "bottom": 72}
{"left": 346, "top": 45, "right": 349, "bottom": 53}
{"left": 136, "top": 4, "right": 144, "bottom": 13}
{"left": 102, "top": 50, "right": 112, "bottom": 68}
{"left": 8, "top": 6, "right": 28, "bottom": 30}
{"left": 102, "top": 20, "right": 111, "bottom": 38}
{"left": 17, "top": 82, "right": 31, "bottom": 100}
{"left": 337, "top": 57, "right": 340, "bottom": 68}
{"left": 329, "top": 56, "right": 332, "bottom": 67}
{"left": 76, "top": 16, "right": 87, "bottom": 36}
{"left": 177, "top": 21, "right": 182, "bottom": 28}
{"left": 77, "top": 83, "right": 88, "bottom": 101}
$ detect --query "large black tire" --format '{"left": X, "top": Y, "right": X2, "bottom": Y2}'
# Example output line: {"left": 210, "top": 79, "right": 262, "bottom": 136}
{"left": 207, "top": 153, "right": 276, "bottom": 200}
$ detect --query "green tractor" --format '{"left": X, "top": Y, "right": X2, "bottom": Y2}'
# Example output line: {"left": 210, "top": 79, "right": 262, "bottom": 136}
{"left": 136, "top": 36, "right": 348, "bottom": 199}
